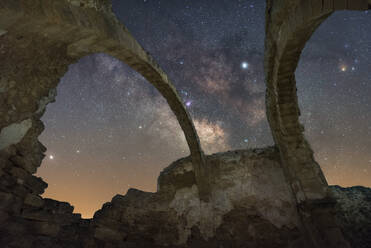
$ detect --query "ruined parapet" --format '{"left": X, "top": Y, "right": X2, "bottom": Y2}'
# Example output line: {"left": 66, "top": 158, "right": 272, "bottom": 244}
{"left": 0, "top": 148, "right": 305, "bottom": 247}
{"left": 1, "top": 147, "right": 369, "bottom": 247}
{"left": 0, "top": 0, "right": 370, "bottom": 247}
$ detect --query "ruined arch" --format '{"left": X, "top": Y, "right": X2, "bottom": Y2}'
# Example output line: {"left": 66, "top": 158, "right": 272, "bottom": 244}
{"left": 265, "top": 1, "right": 371, "bottom": 246}
{"left": 1, "top": 1, "right": 370, "bottom": 247}
{"left": 265, "top": 0, "right": 370, "bottom": 202}
{"left": 0, "top": 0, "right": 209, "bottom": 197}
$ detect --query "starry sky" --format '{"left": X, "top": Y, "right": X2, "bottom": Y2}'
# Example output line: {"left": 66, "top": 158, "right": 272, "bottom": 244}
{"left": 35, "top": 0, "right": 371, "bottom": 218}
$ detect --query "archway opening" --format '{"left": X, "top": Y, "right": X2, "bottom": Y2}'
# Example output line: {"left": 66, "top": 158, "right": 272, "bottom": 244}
{"left": 36, "top": 53, "right": 192, "bottom": 218}
{"left": 36, "top": 0, "right": 276, "bottom": 218}
{"left": 297, "top": 10, "right": 371, "bottom": 188}
{"left": 112, "top": 0, "right": 274, "bottom": 152}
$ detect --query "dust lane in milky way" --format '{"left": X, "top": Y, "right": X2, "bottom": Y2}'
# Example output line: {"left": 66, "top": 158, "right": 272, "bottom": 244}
{"left": 36, "top": 1, "right": 371, "bottom": 218}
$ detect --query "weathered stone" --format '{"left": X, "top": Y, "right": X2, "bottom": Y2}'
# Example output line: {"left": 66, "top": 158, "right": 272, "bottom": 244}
{"left": 264, "top": 1, "right": 371, "bottom": 246}
{"left": 24, "top": 193, "right": 44, "bottom": 208}
{"left": 0, "top": 147, "right": 369, "bottom": 247}
{"left": 0, "top": 0, "right": 370, "bottom": 247}
{"left": 30, "top": 221, "right": 60, "bottom": 237}
{"left": 25, "top": 175, "right": 48, "bottom": 195}
{"left": 9, "top": 155, "right": 38, "bottom": 174}
{"left": 43, "top": 198, "right": 74, "bottom": 214}
{"left": 0, "top": 210, "right": 9, "bottom": 223}
{"left": 0, "top": 119, "right": 32, "bottom": 150}
{"left": 94, "top": 226, "right": 125, "bottom": 241}
{"left": 0, "top": 191, "right": 14, "bottom": 209}
{"left": 331, "top": 186, "right": 371, "bottom": 248}
{"left": 0, "top": 0, "right": 208, "bottom": 199}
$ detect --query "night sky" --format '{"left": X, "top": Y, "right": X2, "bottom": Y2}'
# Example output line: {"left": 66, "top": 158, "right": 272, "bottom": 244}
{"left": 35, "top": 0, "right": 371, "bottom": 218}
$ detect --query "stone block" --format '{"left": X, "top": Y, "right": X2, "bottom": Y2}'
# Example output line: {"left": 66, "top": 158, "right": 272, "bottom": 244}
{"left": 323, "top": 0, "right": 335, "bottom": 11}
{"left": 311, "top": 0, "right": 325, "bottom": 16}
{"left": 300, "top": 0, "right": 314, "bottom": 20}
{"left": 0, "top": 191, "right": 16, "bottom": 210}
{"left": 94, "top": 226, "right": 125, "bottom": 241}
{"left": 334, "top": 0, "right": 348, "bottom": 9}
{"left": 44, "top": 198, "right": 74, "bottom": 214}
{"left": 0, "top": 209, "right": 9, "bottom": 222}
{"left": 21, "top": 209, "right": 52, "bottom": 222}
{"left": 10, "top": 155, "right": 37, "bottom": 174}
{"left": 347, "top": 0, "right": 369, "bottom": 10}
{"left": 0, "top": 119, "right": 32, "bottom": 151}
{"left": 25, "top": 175, "right": 48, "bottom": 195}
{"left": 30, "top": 221, "right": 60, "bottom": 237}
{"left": 24, "top": 193, "right": 44, "bottom": 208}
{"left": 8, "top": 166, "right": 29, "bottom": 180}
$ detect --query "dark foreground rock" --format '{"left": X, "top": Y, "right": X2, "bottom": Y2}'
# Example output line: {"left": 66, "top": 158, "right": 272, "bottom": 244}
{"left": 0, "top": 147, "right": 370, "bottom": 248}
{"left": 331, "top": 186, "right": 371, "bottom": 248}
{"left": 1, "top": 0, "right": 370, "bottom": 247}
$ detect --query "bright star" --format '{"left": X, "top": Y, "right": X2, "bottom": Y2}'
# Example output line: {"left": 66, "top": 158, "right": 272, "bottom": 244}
{"left": 76, "top": 150, "right": 80, "bottom": 154}
{"left": 185, "top": 101, "right": 192, "bottom": 107}
{"left": 244, "top": 138, "right": 249, "bottom": 143}
{"left": 49, "top": 155, "right": 54, "bottom": 160}
{"left": 241, "top": 62, "right": 249, "bottom": 69}
{"left": 341, "top": 66, "right": 347, "bottom": 72}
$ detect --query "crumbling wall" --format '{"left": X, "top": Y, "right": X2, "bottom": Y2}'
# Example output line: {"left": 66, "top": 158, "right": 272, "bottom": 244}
{"left": 0, "top": 0, "right": 371, "bottom": 247}
{"left": 0, "top": 148, "right": 306, "bottom": 247}
{"left": 1, "top": 144, "right": 370, "bottom": 248}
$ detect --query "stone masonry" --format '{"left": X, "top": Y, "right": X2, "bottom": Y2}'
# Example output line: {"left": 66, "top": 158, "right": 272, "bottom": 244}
{"left": 0, "top": 0, "right": 370, "bottom": 247}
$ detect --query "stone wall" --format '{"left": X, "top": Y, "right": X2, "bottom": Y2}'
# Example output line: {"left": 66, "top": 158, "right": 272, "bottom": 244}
{"left": 0, "top": 0, "right": 209, "bottom": 200}
{"left": 264, "top": 1, "right": 371, "bottom": 246}
{"left": 0, "top": 147, "right": 370, "bottom": 247}
{"left": 0, "top": 0, "right": 370, "bottom": 247}
{"left": 0, "top": 148, "right": 303, "bottom": 247}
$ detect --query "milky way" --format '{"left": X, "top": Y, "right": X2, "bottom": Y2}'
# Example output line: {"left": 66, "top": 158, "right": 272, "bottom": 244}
{"left": 36, "top": 1, "right": 371, "bottom": 217}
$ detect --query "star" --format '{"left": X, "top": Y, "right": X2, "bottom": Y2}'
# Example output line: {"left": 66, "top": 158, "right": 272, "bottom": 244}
{"left": 185, "top": 101, "right": 192, "bottom": 107}
{"left": 76, "top": 150, "right": 80, "bottom": 154}
{"left": 49, "top": 155, "right": 54, "bottom": 160}
{"left": 241, "top": 62, "right": 249, "bottom": 69}
{"left": 340, "top": 65, "right": 347, "bottom": 72}
{"left": 244, "top": 138, "right": 249, "bottom": 143}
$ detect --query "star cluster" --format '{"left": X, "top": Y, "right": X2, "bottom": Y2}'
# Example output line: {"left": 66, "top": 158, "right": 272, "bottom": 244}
{"left": 36, "top": 1, "right": 371, "bottom": 218}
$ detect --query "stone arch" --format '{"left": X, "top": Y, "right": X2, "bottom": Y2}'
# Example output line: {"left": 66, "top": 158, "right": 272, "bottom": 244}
{"left": 265, "top": 0, "right": 370, "bottom": 246}
{"left": 0, "top": 0, "right": 209, "bottom": 198}
{"left": 265, "top": 0, "right": 370, "bottom": 202}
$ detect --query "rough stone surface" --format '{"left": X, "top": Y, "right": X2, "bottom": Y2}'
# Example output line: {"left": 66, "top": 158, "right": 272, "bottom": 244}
{"left": 0, "top": 0, "right": 208, "bottom": 198}
{"left": 0, "top": 0, "right": 370, "bottom": 247}
{"left": 264, "top": 0, "right": 370, "bottom": 246}
{"left": 0, "top": 148, "right": 304, "bottom": 247}
{"left": 330, "top": 186, "right": 371, "bottom": 248}
{"left": 0, "top": 147, "right": 370, "bottom": 247}
{"left": 0, "top": 119, "right": 32, "bottom": 150}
